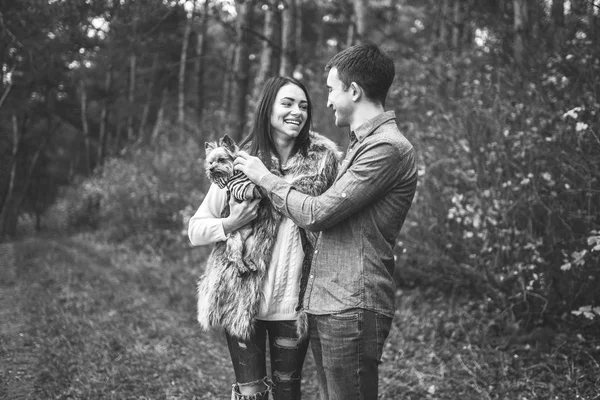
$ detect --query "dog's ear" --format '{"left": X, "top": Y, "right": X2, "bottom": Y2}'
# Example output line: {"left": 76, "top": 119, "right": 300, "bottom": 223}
{"left": 220, "top": 134, "right": 237, "bottom": 152}
{"left": 205, "top": 141, "right": 216, "bottom": 152}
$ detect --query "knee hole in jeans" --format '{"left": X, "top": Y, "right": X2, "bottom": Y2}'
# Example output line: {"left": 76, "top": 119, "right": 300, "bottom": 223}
{"left": 273, "top": 370, "right": 300, "bottom": 383}
{"left": 274, "top": 337, "right": 299, "bottom": 349}
{"left": 235, "top": 377, "right": 271, "bottom": 396}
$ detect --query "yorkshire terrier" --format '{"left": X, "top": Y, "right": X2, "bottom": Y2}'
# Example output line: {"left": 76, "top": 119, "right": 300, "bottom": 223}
{"left": 204, "top": 135, "right": 263, "bottom": 276}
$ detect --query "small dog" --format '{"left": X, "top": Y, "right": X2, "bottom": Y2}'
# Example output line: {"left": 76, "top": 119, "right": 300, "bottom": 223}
{"left": 204, "top": 135, "right": 262, "bottom": 276}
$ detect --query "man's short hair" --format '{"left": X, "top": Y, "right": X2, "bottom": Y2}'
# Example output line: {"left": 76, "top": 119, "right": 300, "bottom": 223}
{"left": 325, "top": 43, "right": 395, "bottom": 107}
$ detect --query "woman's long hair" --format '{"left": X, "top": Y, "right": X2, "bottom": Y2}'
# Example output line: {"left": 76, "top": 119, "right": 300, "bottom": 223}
{"left": 240, "top": 76, "right": 312, "bottom": 170}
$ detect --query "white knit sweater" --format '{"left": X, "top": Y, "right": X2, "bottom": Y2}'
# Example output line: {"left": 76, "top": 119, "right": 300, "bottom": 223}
{"left": 188, "top": 181, "right": 304, "bottom": 321}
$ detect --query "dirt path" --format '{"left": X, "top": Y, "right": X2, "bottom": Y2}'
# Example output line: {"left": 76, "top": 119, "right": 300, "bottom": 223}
{"left": 0, "top": 241, "right": 38, "bottom": 400}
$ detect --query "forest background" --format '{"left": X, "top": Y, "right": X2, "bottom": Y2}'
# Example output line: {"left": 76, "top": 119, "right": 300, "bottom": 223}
{"left": 1, "top": 0, "right": 600, "bottom": 398}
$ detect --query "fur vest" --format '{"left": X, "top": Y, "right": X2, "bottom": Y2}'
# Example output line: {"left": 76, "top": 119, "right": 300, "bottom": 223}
{"left": 197, "top": 131, "right": 340, "bottom": 340}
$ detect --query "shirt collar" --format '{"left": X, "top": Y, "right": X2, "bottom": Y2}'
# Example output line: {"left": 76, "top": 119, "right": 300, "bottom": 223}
{"left": 349, "top": 110, "right": 397, "bottom": 144}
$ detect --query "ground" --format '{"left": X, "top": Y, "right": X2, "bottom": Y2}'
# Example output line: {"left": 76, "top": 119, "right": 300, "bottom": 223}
{"left": 1, "top": 234, "right": 599, "bottom": 399}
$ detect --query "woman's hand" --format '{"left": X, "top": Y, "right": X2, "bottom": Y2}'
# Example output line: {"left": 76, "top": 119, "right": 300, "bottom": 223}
{"left": 222, "top": 197, "right": 261, "bottom": 234}
{"left": 234, "top": 151, "right": 271, "bottom": 184}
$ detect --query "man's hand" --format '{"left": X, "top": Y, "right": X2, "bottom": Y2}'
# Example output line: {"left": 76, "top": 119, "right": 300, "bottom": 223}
{"left": 222, "top": 198, "right": 261, "bottom": 235}
{"left": 234, "top": 151, "right": 271, "bottom": 184}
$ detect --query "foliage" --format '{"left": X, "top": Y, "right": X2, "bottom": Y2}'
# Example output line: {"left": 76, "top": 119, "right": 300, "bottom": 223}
{"left": 47, "top": 121, "right": 207, "bottom": 253}
{"left": 394, "top": 8, "right": 600, "bottom": 327}
{"left": 379, "top": 288, "right": 600, "bottom": 399}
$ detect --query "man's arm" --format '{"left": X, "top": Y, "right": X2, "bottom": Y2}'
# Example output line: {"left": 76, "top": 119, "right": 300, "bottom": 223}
{"left": 236, "top": 144, "right": 416, "bottom": 231}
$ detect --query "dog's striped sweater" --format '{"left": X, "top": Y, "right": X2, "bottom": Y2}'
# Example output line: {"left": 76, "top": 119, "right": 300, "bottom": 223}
{"left": 214, "top": 171, "right": 260, "bottom": 201}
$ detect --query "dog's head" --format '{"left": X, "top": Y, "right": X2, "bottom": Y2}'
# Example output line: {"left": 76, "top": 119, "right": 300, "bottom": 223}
{"left": 204, "top": 134, "right": 239, "bottom": 184}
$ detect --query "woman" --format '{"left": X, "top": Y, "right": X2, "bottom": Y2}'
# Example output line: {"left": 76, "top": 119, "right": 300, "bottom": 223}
{"left": 188, "top": 76, "right": 340, "bottom": 400}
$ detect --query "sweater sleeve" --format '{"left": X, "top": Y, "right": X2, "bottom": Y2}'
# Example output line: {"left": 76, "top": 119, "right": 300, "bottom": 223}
{"left": 188, "top": 184, "right": 229, "bottom": 246}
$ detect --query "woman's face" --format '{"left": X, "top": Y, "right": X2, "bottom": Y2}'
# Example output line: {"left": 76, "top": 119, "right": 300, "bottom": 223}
{"left": 270, "top": 83, "right": 308, "bottom": 142}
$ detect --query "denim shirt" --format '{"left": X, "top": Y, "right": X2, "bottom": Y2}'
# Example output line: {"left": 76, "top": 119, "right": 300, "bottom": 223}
{"left": 259, "top": 111, "right": 418, "bottom": 317}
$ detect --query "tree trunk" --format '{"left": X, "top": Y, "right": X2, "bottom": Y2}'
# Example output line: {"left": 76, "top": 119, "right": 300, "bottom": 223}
{"left": 353, "top": 0, "right": 367, "bottom": 44}
{"left": 6, "top": 135, "right": 48, "bottom": 237}
{"left": 346, "top": 19, "right": 355, "bottom": 47}
{"left": 114, "top": 108, "right": 123, "bottom": 154}
{"left": 151, "top": 87, "right": 168, "bottom": 147}
{"left": 127, "top": 54, "right": 136, "bottom": 142}
{"left": 279, "top": 0, "right": 296, "bottom": 76}
{"left": 137, "top": 54, "right": 158, "bottom": 145}
{"left": 0, "top": 113, "right": 46, "bottom": 238}
{"left": 528, "top": 0, "right": 543, "bottom": 41}
{"left": 0, "top": 115, "right": 20, "bottom": 237}
{"left": 295, "top": 0, "right": 303, "bottom": 63}
{"left": 551, "top": 0, "right": 565, "bottom": 51}
{"left": 271, "top": 7, "right": 282, "bottom": 76}
{"left": 316, "top": 4, "right": 325, "bottom": 58}
{"left": 513, "top": 0, "right": 527, "bottom": 66}
{"left": 439, "top": 0, "right": 450, "bottom": 50}
{"left": 253, "top": 0, "right": 277, "bottom": 101}
{"left": 222, "top": 43, "right": 236, "bottom": 113}
{"left": 590, "top": 0, "right": 598, "bottom": 47}
{"left": 35, "top": 211, "right": 42, "bottom": 232}
{"left": 98, "top": 67, "right": 112, "bottom": 161}
{"left": 80, "top": 80, "right": 91, "bottom": 174}
{"left": 451, "top": 0, "right": 464, "bottom": 97}
{"left": 179, "top": 12, "right": 193, "bottom": 133}
{"left": 194, "top": 0, "right": 210, "bottom": 118}
{"left": 232, "top": 0, "right": 255, "bottom": 141}
{"left": 451, "top": 0, "right": 461, "bottom": 50}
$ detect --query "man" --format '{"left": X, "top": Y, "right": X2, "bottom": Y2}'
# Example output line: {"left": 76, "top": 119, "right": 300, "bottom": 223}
{"left": 234, "top": 43, "right": 418, "bottom": 400}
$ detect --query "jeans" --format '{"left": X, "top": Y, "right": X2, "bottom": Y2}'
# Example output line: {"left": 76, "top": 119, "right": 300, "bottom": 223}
{"left": 308, "top": 309, "right": 393, "bottom": 400}
{"left": 226, "top": 319, "right": 310, "bottom": 400}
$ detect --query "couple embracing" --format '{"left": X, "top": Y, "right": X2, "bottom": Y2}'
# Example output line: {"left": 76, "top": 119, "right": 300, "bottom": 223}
{"left": 188, "top": 43, "right": 418, "bottom": 400}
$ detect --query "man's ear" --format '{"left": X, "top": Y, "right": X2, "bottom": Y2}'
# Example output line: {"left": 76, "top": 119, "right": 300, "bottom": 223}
{"left": 350, "top": 82, "right": 362, "bottom": 101}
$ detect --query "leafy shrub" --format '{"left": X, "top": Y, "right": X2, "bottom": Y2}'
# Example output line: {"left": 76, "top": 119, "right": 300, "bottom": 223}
{"left": 397, "top": 39, "right": 600, "bottom": 327}
{"left": 51, "top": 122, "right": 208, "bottom": 254}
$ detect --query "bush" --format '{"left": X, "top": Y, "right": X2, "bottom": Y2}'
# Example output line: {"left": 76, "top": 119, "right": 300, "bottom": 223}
{"left": 397, "top": 41, "right": 600, "bottom": 327}
{"left": 50, "top": 122, "right": 208, "bottom": 254}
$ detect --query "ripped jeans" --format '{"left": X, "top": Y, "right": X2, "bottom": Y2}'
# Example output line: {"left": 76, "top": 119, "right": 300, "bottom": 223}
{"left": 226, "top": 319, "right": 310, "bottom": 400}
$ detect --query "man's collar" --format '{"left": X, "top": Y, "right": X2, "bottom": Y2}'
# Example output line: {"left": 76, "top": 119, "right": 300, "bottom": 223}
{"left": 349, "top": 110, "right": 396, "bottom": 143}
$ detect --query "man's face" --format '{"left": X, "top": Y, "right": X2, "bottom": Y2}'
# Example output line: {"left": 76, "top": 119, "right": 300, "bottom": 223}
{"left": 326, "top": 67, "right": 353, "bottom": 128}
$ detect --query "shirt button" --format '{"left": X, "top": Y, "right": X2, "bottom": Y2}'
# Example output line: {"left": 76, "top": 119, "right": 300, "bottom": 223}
{"left": 314, "top": 250, "right": 318, "bottom": 254}
{"left": 341, "top": 193, "right": 347, "bottom": 198}
{"left": 310, "top": 274, "right": 314, "bottom": 279}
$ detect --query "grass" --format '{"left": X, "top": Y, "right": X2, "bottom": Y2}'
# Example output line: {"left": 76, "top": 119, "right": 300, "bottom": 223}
{"left": 1, "top": 233, "right": 599, "bottom": 399}
{"left": 380, "top": 290, "right": 600, "bottom": 399}
{"left": 1, "top": 234, "right": 230, "bottom": 399}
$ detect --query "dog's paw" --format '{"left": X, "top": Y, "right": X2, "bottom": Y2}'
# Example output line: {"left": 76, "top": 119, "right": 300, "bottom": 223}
{"left": 227, "top": 260, "right": 250, "bottom": 277}
{"left": 245, "top": 259, "right": 258, "bottom": 272}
